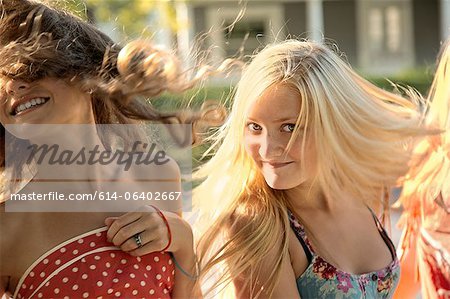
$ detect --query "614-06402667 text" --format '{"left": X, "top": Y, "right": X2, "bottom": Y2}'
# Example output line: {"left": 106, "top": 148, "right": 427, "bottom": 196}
{"left": 9, "top": 191, "right": 182, "bottom": 201}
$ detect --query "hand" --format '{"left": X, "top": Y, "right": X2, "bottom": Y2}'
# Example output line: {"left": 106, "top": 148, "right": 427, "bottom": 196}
{"left": 105, "top": 205, "right": 193, "bottom": 256}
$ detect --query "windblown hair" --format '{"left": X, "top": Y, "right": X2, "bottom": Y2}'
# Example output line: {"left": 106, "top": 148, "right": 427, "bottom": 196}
{"left": 193, "top": 40, "right": 427, "bottom": 298}
{"left": 0, "top": 0, "right": 236, "bottom": 197}
{"left": 396, "top": 39, "right": 450, "bottom": 256}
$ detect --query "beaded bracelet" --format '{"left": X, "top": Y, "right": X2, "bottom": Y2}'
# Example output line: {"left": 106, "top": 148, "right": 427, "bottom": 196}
{"left": 150, "top": 204, "right": 172, "bottom": 252}
{"left": 169, "top": 252, "right": 200, "bottom": 281}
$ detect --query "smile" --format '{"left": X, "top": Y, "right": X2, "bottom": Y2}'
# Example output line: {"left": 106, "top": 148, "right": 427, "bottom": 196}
{"left": 11, "top": 97, "right": 50, "bottom": 116}
{"left": 262, "top": 161, "right": 294, "bottom": 169}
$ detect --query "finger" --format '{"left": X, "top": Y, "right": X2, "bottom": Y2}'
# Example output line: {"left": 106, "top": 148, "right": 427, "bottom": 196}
{"left": 106, "top": 212, "right": 142, "bottom": 242}
{"left": 128, "top": 237, "right": 169, "bottom": 257}
{"left": 120, "top": 224, "right": 161, "bottom": 252}
{"left": 104, "top": 217, "right": 118, "bottom": 227}
{"left": 111, "top": 213, "right": 160, "bottom": 246}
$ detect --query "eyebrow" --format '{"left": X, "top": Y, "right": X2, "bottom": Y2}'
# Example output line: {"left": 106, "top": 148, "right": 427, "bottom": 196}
{"left": 246, "top": 117, "right": 299, "bottom": 123}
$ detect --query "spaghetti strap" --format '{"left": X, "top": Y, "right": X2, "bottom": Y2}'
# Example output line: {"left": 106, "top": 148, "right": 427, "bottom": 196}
{"left": 368, "top": 207, "right": 397, "bottom": 260}
{"left": 288, "top": 210, "right": 313, "bottom": 264}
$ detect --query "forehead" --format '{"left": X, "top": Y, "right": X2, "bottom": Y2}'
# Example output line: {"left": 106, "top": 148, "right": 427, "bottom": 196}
{"left": 246, "top": 83, "right": 301, "bottom": 120}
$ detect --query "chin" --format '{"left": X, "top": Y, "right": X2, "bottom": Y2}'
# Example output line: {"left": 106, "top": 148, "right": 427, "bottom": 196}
{"left": 264, "top": 177, "right": 294, "bottom": 190}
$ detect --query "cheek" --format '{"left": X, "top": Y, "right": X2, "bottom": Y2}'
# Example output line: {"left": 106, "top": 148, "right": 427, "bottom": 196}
{"left": 243, "top": 136, "right": 260, "bottom": 161}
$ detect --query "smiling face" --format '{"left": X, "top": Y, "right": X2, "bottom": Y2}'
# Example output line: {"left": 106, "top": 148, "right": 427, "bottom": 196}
{"left": 0, "top": 77, "right": 94, "bottom": 132}
{"left": 243, "top": 83, "right": 317, "bottom": 190}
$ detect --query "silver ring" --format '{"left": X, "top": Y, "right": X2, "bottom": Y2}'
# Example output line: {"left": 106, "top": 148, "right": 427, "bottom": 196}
{"left": 134, "top": 233, "right": 143, "bottom": 248}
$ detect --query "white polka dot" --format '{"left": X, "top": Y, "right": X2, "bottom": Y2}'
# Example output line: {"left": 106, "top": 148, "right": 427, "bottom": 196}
{"left": 43, "top": 259, "right": 49, "bottom": 264}
{"left": 168, "top": 276, "right": 171, "bottom": 282}
{"left": 94, "top": 255, "right": 101, "bottom": 260}
{"left": 105, "top": 262, "right": 111, "bottom": 268}
{"left": 54, "top": 288, "right": 60, "bottom": 294}
{"left": 21, "top": 284, "right": 26, "bottom": 289}
{"left": 72, "top": 284, "right": 79, "bottom": 291}
{"left": 64, "top": 296, "right": 69, "bottom": 299}
{"left": 144, "top": 273, "right": 148, "bottom": 278}
{"left": 96, "top": 232, "right": 102, "bottom": 237}
{"left": 90, "top": 265, "right": 96, "bottom": 270}
{"left": 149, "top": 289, "right": 155, "bottom": 295}
{"left": 107, "top": 288, "right": 114, "bottom": 294}
{"left": 60, "top": 247, "right": 66, "bottom": 253}
{"left": 121, "top": 259, "right": 127, "bottom": 264}
{"left": 168, "top": 259, "right": 172, "bottom": 265}
{"left": 45, "top": 282, "right": 50, "bottom": 287}
{"left": 136, "top": 257, "right": 142, "bottom": 262}
{"left": 62, "top": 277, "right": 69, "bottom": 283}
{"left": 162, "top": 266, "right": 166, "bottom": 272}
{"left": 116, "top": 269, "right": 123, "bottom": 274}
{"left": 140, "top": 281, "right": 146, "bottom": 287}
{"left": 110, "top": 253, "right": 115, "bottom": 258}
{"left": 159, "top": 282, "right": 163, "bottom": 287}
{"left": 30, "top": 285, "right": 34, "bottom": 290}
{"left": 156, "top": 274, "right": 162, "bottom": 280}
{"left": 102, "top": 271, "right": 108, "bottom": 277}
{"left": 97, "top": 281, "right": 103, "bottom": 287}
{"left": 81, "top": 258, "right": 86, "bottom": 263}
{"left": 90, "top": 242, "right": 96, "bottom": 247}
{"left": 115, "top": 292, "right": 121, "bottom": 297}
{"left": 83, "top": 292, "right": 89, "bottom": 298}
{"left": 82, "top": 274, "right": 88, "bottom": 279}
{"left": 72, "top": 267, "right": 78, "bottom": 273}
{"left": 40, "top": 272, "right": 45, "bottom": 278}
{"left": 73, "top": 249, "right": 79, "bottom": 255}
{"left": 38, "top": 293, "right": 43, "bottom": 298}
{"left": 29, "top": 272, "right": 35, "bottom": 277}
{"left": 154, "top": 256, "right": 160, "bottom": 262}
{"left": 97, "top": 297, "right": 103, "bottom": 299}
{"left": 163, "top": 288, "right": 168, "bottom": 294}
{"left": 130, "top": 273, "right": 135, "bottom": 278}
{"left": 132, "top": 290, "right": 138, "bottom": 295}
{"left": 133, "top": 264, "right": 139, "bottom": 269}
{"left": 172, "top": 270, "right": 175, "bottom": 275}
{"left": 146, "top": 265, "right": 152, "bottom": 271}
{"left": 125, "top": 283, "right": 130, "bottom": 288}
{"left": 113, "top": 278, "right": 119, "bottom": 283}
{"left": 78, "top": 238, "right": 84, "bottom": 244}
{"left": 55, "top": 259, "right": 61, "bottom": 265}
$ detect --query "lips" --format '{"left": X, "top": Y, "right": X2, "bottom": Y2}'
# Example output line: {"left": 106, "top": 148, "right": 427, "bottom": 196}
{"left": 261, "top": 161, "right": 294, "bottom": 169}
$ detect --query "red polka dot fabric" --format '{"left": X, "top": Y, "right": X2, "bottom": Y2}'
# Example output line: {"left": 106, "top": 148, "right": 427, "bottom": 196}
{"left": 14, "top": 227, "right": 174, "bottom": 299}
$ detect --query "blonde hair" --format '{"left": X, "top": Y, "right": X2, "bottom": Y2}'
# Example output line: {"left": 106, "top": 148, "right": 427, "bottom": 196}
{"left": 397, "top": 39, "right": 450, "bottom": 256}
{"left": 193, "top": 40, "right": 427, "bottom": 298}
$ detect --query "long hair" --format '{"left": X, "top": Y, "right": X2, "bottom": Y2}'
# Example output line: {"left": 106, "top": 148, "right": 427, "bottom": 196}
{"left": 193, "top": 40, "right": 427, "bottom": 298}
{"left": 396, "top": 39, "right": 450, "bottom": 258}
{"left": 0, "top": 0, "right": 234, "bottom": 197}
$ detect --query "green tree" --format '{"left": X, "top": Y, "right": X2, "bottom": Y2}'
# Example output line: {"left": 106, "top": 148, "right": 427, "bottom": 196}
{"left": 59, "top": 0, "right": 180, "bottom": 40}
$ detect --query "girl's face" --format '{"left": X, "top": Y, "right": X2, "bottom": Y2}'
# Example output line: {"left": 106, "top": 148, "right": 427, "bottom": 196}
{"left": 243, "top": 83, "right": 317, "bottom": 190}
{"left": 0, "top": 77, "right": 93, "bottom": 128}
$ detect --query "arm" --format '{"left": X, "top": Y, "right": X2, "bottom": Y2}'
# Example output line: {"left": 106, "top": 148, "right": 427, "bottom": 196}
{"left": 105, "top": 158, "right": 200, "bottom": 297}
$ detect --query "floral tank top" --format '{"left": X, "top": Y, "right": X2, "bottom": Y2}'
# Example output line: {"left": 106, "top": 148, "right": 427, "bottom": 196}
{"left": 288, "top": 210, "right": 400, "bottom": 298}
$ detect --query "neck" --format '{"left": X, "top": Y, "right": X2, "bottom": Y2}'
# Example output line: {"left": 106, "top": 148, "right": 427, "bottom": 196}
{"left": 285, "top": 181, "right": 334, "bottom": 212}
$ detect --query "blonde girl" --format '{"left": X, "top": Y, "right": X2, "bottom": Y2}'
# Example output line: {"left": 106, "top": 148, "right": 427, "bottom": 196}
{"left": 194, "top": 40, "right": 427, "bottom": 298}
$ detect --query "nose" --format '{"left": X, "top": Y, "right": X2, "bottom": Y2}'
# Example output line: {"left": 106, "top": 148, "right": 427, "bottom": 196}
{"left": 258, "top": 132, "right": 285, "bottom": 160}
{"left": 5, "top": 79, "right": 30, "bottom": 96}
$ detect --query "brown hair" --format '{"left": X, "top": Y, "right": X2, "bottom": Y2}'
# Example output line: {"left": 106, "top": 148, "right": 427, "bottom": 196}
{"left": 0, "top": 0, "right": 234, "bottom": 197}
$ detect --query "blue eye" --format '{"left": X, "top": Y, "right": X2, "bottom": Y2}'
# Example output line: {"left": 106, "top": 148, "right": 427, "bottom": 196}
{"left": 247, "top": 122, "right": 262, "bottom": 131}
{"left": 282, "top": 123, "right": 296, "bottom": 132}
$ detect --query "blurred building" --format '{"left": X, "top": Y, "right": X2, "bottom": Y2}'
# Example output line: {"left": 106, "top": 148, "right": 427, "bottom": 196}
{"left": 174, "top": 0, "right": 449, "bottom": 75}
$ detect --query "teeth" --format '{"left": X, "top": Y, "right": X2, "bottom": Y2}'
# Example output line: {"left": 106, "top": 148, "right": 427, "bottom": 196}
{"left": 14, "top": 97, "right": 48, "bottom": 115}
